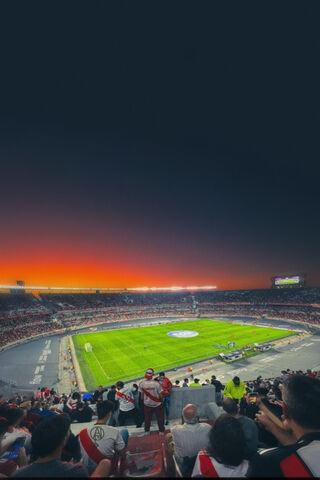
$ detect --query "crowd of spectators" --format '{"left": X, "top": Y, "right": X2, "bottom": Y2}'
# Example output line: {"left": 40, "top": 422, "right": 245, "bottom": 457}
{"left": 0, "top": 295, "right": 49, "bottom": 318}
{"left": 40, "top": 292, "right": 193, "bottom": 311}
{"left": 58, "top": 304, "right": 194, "bottom": 329}
{"left": 0, "top": 368, "right": 319, "bottom": 477}
{"left": 199, "top": 304, "right": 320, "bottom": 325}
{"left": 0, "top": 315, "right": 63, "bottom": 349}
{"left": 194, "top": 287, "right": 320, "bottom": 305}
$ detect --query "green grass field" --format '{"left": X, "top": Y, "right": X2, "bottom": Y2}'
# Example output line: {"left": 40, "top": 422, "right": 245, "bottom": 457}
{"left": 72, "top": 319, "right": 296, "bottom": 391}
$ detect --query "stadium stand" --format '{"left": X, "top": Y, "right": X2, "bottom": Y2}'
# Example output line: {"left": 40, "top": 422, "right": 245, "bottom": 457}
{"left": 0, "top": 288, "right": 319, "bottom": 350}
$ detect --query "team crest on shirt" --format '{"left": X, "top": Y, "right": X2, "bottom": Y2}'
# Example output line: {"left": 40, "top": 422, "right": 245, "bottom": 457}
{"left": 90, "top": 425, "right": 105, "bottom": 443}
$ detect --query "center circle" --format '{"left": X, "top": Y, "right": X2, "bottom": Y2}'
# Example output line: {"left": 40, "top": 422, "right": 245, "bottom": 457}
{"left": 167, "top": 330, "right": 199, "bottom": 338}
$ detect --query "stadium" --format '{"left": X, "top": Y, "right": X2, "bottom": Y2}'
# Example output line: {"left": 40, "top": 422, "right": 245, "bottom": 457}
{"left": 1, "top": 278, "right": 320, "bottom": 476}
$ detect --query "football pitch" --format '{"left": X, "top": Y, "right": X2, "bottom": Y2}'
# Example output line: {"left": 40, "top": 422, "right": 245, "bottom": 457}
{"left": 72, "top": 319, "right": 296, "bottom": 391}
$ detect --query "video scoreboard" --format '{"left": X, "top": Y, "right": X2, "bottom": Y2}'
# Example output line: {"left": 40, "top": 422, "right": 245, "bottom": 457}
{"left": 271, "top": 274, "right": 305, "bottom": 288}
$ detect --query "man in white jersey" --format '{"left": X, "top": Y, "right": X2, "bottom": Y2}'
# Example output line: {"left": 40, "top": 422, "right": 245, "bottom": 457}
{"left": 139, "top": 368, "right": 164, "bottom": 434}
{"left": 79, "top": 400, "right": 128, "bottom": 474}
{"left": 115, "top": 381, "right": 142, "bottom": 427}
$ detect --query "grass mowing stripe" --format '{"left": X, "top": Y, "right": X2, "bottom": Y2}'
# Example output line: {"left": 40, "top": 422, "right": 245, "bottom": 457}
{"left": 73, "top": 319, "right": 296, "bottom": 390}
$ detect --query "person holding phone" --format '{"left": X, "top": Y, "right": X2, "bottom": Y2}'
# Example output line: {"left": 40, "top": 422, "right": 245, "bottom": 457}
{"left": 0, "top": 418, "right": 27, "bottom": 476}
{"left": 247, "top": 375, "right": 320, "bottom": 478}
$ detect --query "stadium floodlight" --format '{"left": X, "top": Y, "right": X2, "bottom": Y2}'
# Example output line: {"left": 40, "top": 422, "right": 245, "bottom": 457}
{"left": 127, "top": 285, "right": 217, "bottom": 291}
{"left": 0, "top": 284, "right": 217, "bottom": 292}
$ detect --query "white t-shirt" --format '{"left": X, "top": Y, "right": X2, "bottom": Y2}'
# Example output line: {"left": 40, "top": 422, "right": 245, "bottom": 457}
{"left": 138, "top": 379, "right": 162, "bottom": 407}
{"left": 116, "top": 387, "right": 135, "bottom": 412}
{"left": 79, "top": 424, "right": 125, "bottom": 473}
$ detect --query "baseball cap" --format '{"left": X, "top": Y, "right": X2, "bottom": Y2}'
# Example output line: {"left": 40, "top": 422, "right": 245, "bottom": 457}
{"left": 145, "top": 368, "right": 154, "bottom": 379}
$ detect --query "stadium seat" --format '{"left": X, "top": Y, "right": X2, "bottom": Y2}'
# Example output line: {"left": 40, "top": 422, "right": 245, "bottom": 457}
{"left": 118, "top": 445, "right": 167, "bottom": 478}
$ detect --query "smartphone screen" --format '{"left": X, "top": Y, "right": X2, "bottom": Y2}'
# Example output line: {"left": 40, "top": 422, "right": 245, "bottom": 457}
{"left": 5, "top": 437, "right": 25, "bottom": 459}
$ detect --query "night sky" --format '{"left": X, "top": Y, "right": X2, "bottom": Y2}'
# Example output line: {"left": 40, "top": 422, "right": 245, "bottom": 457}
{"left": 0, "top": 2, "right": 319, "bottom": 290}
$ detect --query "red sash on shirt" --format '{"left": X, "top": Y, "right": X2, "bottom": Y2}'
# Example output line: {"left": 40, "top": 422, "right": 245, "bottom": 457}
{"left": 199, "top": 453, "right": 219, "bottom": 478}
{"left": 280, "top": 453, "right": 312, "bottom": 478}
{"left": 79, "top": 428, "right": 111, "bottom": 465}
{"left": 116, "top": 391, "right": 135, "bottom": 404}
{"left": 141, "top": 388, "right": 161, "bottom": 404}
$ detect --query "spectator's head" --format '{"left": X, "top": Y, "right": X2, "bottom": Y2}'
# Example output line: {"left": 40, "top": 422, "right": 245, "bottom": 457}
{"left": 184, "top": 378, "right": 189, "bottom": 384}
{"left": 72, "top": 391, "right": 81, "bottom": 401}
{"left": 110, "top": 385, "right": 116, "bottom": 390}
{"left": 98, "top": 385, "right": 103, "bottom": 392}
{"left": 282, "top": 375, "right": 320, "bottom": 432}
{"left": 194, "top": 378, "right": 200, "bottom": 384}
{"left": 207, "top": 414, "right": 245, "bottom": 466}
{"left": 96, "top": 401, "right": 114, "bottom": 421}
{"left": 257, "top": 387, "right": 269, "bottom": 399}
{"left": 211, "top": 375, "right": 216, "bottom": 380}
{"left": 222, "top": 397, "right": 238, "bottom": 415}
{"left": 175, "top": 380, "right": 180, "bottom": 386}
{"left": 31, "top": 414, "right": 71, "bottom": 459}
{"left": 116, "top": 381, "right": 124, "bottom": 390}
{"left": 233, "top": 376, "right": 240, "bottom": 386}
{"left": 182, "top": 404, "right": 198, "bottom": 424}
{"left": 5, "top": 407, "right": 25, "bottom": 427}
{"left": 132, "top": 383, "right": 138, "bottom": 391}
{"left": 159, "top": 372, "right": 165, "bottom": 380}
{"left": 145, "top": 368, "right": 154, "bottom": 380}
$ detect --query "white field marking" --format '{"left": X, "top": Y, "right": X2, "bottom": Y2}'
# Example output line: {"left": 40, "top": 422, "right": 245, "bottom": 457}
{"left": 91, "top": 350, "right": 109, "bottom": 378}
{"left": 34, "top": 366, "right": 40, "bottom": 374}
{"left": 304, "top": 343, "right": 314, "bottom": 347}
